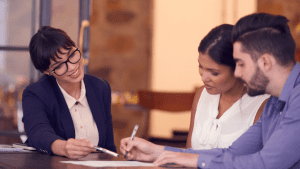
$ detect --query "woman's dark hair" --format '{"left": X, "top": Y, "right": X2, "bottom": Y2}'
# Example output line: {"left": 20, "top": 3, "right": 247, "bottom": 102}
{"left": 198, "top": 24, "right": 235, "bottom": 71}
{"left": 29, "top": 26, "right": 76, "bottom": 73}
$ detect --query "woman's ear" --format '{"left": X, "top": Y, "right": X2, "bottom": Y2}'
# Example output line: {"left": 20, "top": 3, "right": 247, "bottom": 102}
{"left": 43, "top": 70, "right": 51, "bottom": 76}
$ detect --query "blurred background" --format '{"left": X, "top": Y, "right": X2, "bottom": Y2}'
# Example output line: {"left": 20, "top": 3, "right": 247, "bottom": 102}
{"left": 0, "top": 0, "right": 300, "bottom": 153}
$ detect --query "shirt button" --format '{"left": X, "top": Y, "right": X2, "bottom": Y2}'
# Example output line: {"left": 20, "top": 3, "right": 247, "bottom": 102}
{"left": 75, "top": 109, "right": 77, "bottom": 112}
{"left": 202, "top": 163, "right": 205, "bottom": 167}
{"left": 280, "top": 112, "right": 282, "bottom": 115}
{"left": 80, "top": 126, "right": 83, "bottom": 129}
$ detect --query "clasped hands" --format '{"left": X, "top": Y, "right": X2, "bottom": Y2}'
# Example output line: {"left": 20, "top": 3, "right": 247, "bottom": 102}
{"left": 120, "top": 137, "right": 199, "bottom": 168}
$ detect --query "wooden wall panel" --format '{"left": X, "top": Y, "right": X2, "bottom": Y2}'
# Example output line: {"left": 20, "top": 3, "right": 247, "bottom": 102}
{"left": 89, "top": 0, "right": 152, "bottom": 153}
{"left": 89, "top": 0, "right": 152, "bottom": 91}
{"left": 257, "top": 0, "right": 300, "bottom": 62}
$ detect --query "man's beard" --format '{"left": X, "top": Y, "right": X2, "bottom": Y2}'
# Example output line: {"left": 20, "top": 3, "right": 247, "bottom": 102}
{"left": 244, "top": 66, "right": 270, "bottom": 97}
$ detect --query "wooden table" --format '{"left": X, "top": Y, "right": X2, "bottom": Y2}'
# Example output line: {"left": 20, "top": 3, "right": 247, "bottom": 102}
{"left": 0, "top": 152, "right": 196, "bottom": 168}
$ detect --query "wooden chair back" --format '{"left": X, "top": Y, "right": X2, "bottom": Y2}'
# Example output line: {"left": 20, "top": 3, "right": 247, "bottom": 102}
{"left": 137, "top": 90, "right": 195, "bottom": 139}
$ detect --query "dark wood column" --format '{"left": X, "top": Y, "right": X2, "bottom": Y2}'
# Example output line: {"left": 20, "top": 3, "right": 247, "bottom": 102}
{"left": 89, "top": 0, "right": 152, "bottom": 152}
{"left": 257, "top": 0, "right": 300, "bottom": 62}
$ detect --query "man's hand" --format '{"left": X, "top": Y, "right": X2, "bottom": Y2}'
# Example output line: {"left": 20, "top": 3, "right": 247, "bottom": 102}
{"left": 153, "top": 151, "right": 199, "bottom": 168}
{"left": 120, "top": 137, "right": 164, "bottom": 162}
{"left": 51, "top": 138, "right": 95, "bottom": 159}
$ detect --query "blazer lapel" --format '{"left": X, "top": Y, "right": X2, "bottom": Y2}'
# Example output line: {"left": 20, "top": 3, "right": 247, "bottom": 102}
{"left": 49, "top": 76, "right": 75, "bottom": 139}
{"left": 84, "top": 77, "right": 105, "bottom": 146}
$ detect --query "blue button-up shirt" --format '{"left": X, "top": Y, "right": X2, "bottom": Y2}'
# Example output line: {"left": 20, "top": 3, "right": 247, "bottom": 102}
{"left": 165, "top": 63, "right": 300, "bottom": 169}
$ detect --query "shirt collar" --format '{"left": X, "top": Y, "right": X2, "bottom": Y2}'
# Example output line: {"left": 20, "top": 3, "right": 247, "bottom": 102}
{"left": 57, "top": 80, "right": 87, "bottom": 109}
{"left": 269, "top": 97, "right": 286, "bottom": 112}
{"left": 278, "top": 63, "right": 300, "bottom": 103}
{"left": 270, "top": 63, "right": 300, "bottom": 112}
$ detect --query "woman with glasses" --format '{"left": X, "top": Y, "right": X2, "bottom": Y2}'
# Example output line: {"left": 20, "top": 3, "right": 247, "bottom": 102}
{"left": 22, "top": 26, "right": 116, "bottom": 158}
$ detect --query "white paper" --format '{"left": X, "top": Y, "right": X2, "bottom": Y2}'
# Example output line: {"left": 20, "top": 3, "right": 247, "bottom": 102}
{"left": 61, "top": 160, "right": 155, "bottom": 167}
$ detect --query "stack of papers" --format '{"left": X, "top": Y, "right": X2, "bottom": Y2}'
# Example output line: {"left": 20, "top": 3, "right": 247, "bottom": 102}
{"left": 0, "top": 144, "right": 24, "bottom": 152}
{"left": 0, "top": 144, "right": 36, "bottom": 153}
{"left": 12, "top": 143, "right": 36, "bottom": 150}
{"left": 61, "top": 161, "right": 155, "bottom": 167}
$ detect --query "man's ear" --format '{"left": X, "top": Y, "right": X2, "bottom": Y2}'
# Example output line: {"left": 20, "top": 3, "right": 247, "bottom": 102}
{"left": 258, "top": 53, "right": 273, "bottom": 72}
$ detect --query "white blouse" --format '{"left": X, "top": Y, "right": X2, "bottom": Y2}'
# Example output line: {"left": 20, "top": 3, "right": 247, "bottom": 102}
{"left": 191, "top": 88, "right": 269, "bottom": 149}
{"left": 57, "top": 80, "right": 99, "bottom": 146}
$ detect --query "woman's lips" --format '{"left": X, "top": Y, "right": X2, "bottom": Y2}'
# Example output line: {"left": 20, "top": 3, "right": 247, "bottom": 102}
{"left": 68, "top": 66, "right": 80, "bottom": 77}
{"left": 69, "top": 69, "right": 79, "bottom": 77}
{"left": 204, "top": 84, "right": 213, "bottom": 89}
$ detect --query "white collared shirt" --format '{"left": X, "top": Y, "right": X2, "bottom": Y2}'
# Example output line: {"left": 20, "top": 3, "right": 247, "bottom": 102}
{"left": 57, "top": 80, "right": 99, "bottom": 146}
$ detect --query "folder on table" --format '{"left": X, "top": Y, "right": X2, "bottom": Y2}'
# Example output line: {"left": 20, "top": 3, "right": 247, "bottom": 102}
{"left": 0, "top": 144, "right": 36, "bottom": 153}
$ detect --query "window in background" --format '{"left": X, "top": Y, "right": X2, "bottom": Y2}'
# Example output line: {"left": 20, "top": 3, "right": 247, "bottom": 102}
{"left": 0, "top": 0, "right": 39, "bottom": 144}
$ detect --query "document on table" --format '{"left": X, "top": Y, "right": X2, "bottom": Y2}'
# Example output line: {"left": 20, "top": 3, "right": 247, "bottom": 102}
{"left": 0, "top": 144, "right": 35, "bottom": 153}
{"left": 61, "top": 160, "right": 155, "bottom": 167}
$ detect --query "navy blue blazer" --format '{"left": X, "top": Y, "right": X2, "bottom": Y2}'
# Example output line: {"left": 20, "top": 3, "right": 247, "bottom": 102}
{"left": 22, "top": 74, "right": 116, "bottom": 155}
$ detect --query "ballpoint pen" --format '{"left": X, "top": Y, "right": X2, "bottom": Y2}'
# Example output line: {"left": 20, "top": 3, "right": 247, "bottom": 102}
{"left": 94, "top": 146, "right": 119, "bottom": 157}
{"left": 124, "top": 124, "right": 139, "bottom": 158}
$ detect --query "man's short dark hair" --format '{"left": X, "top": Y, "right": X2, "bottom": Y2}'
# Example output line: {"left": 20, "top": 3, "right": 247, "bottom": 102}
{"left": 29, "top": 26, "right": 76, "bottom": 73}
{"left": 232, "top": 13, "right": 296, "bottom": 66}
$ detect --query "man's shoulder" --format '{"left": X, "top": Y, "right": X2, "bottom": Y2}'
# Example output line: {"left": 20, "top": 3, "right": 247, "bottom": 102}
{"left": 289, "top": 84, "right": 300, "bottom": 102}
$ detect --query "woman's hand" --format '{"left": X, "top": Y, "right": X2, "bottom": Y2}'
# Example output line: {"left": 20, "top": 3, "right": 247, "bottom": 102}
{"left": 120, "top": 137, "right": 164, "bottom": 162}
{"left": 51, "top": 138, "right": 95, "bottom": 159}
{"left": 153, "top": 151, "right": 199, "bottom": 168}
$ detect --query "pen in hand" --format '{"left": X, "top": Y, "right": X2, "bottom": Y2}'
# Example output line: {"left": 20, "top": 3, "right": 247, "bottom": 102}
{"left": 94, "top": 146, "right": 119, "bottom": 157}
{"left": 124, "top": 124, "right": 139, "bottom": 158}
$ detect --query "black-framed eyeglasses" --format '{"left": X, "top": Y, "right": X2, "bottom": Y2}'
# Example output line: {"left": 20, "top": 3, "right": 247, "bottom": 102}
{"left": 51, "top": 48, "right": 81, "bottom": 76}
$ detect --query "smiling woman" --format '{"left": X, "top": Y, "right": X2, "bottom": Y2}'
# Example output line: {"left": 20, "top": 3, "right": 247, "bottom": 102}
{"left": 50, "top": 48, "right": 82, "bottom": 76}
{"left": 22, "top": 26, "right": 116, "bottom": 158}
{"left": 44, "top": 47, "right": 85, "bottom": 95}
